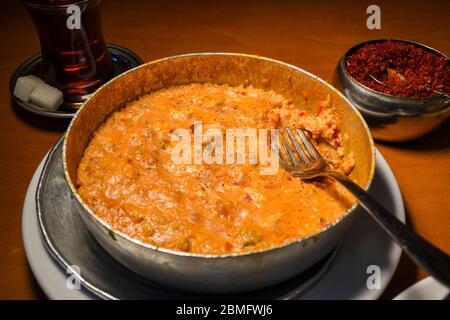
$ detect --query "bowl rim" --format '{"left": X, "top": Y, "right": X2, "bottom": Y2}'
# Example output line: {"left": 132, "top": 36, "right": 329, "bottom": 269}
{"left": 63, "top": 52, "right": 376, "bottom": 259}
{"left": 342, "top": 38, "right": 450, "bottom": 102}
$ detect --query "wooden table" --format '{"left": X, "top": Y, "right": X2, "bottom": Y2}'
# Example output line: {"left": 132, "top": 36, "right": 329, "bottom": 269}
{"left": 0, "top": 0, "right": 448, "bottom": 299}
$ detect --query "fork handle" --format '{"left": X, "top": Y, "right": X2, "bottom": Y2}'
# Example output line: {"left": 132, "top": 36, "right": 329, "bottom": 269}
{"left": 327, "top": 171, "right": 450, "bottom": 288}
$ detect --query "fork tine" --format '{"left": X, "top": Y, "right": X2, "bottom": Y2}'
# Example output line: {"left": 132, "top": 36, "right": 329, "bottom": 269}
{"left": 280, "top": 132, "right": 298, "bottom": 166}
{"left": 285, "top": 128, "right": 309, "bottom": 163}
{"left": 271, "top": 137, "right": 287, "bottom": 165}
{"left": 296, "top": 129, "right": 321, "bottom": 160}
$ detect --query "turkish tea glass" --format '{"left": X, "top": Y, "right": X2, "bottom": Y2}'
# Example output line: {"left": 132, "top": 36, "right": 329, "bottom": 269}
{"left": 23, "top": 0, "right": 113, "bottom": 106}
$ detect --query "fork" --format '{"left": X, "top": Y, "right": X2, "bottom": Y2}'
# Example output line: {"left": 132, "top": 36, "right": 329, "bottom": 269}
{"left": 276, "top": 128, "right": 450, "bottom": 288}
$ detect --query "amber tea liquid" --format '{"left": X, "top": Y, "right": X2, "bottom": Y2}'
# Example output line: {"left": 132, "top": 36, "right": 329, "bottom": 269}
{"left": 24, "top": 0, "right": 113, "bottom": 104}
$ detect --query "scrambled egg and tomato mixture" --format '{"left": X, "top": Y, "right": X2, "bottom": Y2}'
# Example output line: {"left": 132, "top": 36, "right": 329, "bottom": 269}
{"left": 77, "top": 83, "right": 355, "bottom": 254}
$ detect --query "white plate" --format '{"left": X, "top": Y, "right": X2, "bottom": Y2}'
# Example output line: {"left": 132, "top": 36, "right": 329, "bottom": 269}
{"left": 394, "top": 277, "right": 449, "bottom": 300}
{"left": 22, "top": 149, "right": 405, "bottom": 300}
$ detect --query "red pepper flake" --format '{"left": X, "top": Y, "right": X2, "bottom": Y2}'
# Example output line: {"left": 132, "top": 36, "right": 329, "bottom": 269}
{"left": 225, "top": 241, "right": 233, "bottom": 252}
{"left": 346, "top": 40, "right": 450, "bottom": 97}
{"left": 243, "top": 193, "right": 253, "bottom": 203}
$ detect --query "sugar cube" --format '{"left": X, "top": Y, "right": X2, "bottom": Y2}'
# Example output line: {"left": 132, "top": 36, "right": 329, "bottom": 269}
{"left": 30, "top": 82, "right": 64, "bottom": 111}
{"left": 13, "top": 75, "right": 43, "bottom": 102}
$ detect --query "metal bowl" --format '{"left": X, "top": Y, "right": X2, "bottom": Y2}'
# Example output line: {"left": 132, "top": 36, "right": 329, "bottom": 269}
{"left": 334, "top": 39, "right": 450, "bottom": 142}
{"left": 63, "top": 53, "right": 375, "bottom": 293}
